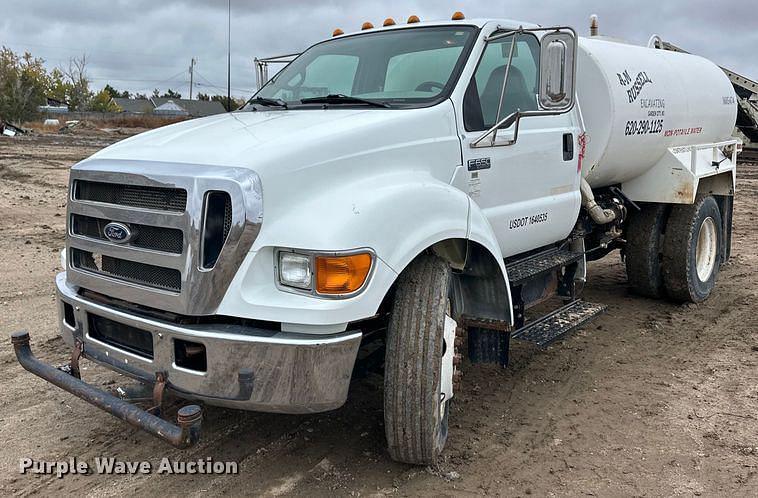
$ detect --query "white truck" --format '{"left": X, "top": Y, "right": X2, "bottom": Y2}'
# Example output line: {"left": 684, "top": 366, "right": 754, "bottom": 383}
{"left": 12, "top": 13, "right": 740, "bottom": 464}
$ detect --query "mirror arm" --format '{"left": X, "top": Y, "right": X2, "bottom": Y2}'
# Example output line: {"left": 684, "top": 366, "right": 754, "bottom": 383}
{"left": 471, "top": 110, "right": 521, "bottom": 148}
{"left": 485, "top": 28, "right": 519, "bottom": 42}
{"left": 487, "top": 26, "right": 578, "bottom": 41}
{"left": 470, "top": 109, "right": 568, "bottom": 148}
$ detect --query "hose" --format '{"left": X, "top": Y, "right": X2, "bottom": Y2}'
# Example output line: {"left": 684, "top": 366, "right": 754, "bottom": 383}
{"left": 580, "top": 178, "right": 617, "bottom": 225}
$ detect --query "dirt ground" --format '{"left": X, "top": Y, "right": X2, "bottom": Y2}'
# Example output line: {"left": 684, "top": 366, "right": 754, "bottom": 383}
{"left": 0, "top": 129, "right": 756, "bottom": 497}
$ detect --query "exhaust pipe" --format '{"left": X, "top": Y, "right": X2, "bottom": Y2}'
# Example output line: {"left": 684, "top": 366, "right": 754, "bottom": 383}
{"left": 10, "top": 331, "right": 202, "bottom": 449}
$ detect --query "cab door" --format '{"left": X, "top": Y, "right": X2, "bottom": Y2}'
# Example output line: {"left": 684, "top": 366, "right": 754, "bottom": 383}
{"left": 456, "top": 31, "right": 581, "bottom": 258}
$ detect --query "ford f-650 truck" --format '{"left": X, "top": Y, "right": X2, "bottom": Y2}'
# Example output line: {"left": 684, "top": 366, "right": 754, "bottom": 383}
{"left": 11, "top": 13, "right": 740, "bottom": 464}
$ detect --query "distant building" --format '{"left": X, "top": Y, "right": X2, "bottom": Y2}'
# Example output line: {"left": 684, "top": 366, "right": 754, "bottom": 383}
{"left": 38, "top": 97, "right": 69, "bottom": 114}
{"left": 112, "top": 98, "right": 153, "bottom": 114}
{"left": 151, "top": 98, "right": 226, "bottom": 117}
{"left": 153, "top": 99, "right": 188, "bottom": 117}
{"left": 111, "top": 97, "right": 226, "bottom": 117}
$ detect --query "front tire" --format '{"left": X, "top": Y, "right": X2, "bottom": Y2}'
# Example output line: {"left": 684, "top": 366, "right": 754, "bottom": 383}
{"left": 662, "top": 196, "right": 723, "bottom": 303}
{"left": 384, "top": 254, "right": 456, "bottom": 465}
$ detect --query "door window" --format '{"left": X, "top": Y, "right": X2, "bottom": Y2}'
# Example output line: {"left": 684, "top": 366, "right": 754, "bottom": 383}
{"left": 464, "top": 34, "right": 540, "bottom": 131}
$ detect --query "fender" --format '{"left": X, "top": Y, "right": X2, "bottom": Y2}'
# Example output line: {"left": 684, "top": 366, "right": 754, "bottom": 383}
{"left": 466, "top": 198, "right": 514, "bottom": 326}
{"left": 221, "top": 172, "right": 512, "bottom": 327}
{"left": 251, "top": 171, "right": 470, "bottom": 272}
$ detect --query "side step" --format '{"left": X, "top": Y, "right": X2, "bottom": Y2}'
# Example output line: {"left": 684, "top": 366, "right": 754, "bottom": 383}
{"left": 511, "top": 300, "right": 606, "bottom": 348}
{"left": 506, "top": 248, "right": 583, "bottom": 286}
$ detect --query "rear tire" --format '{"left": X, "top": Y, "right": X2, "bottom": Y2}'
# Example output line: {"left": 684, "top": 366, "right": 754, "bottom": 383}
{"left": 384, "top": 254, "right": 454, "bottom": 465}
{"left": 625, "top": 203, "right": 668, "bottom": 298}
{"left": 662, "top": 196, "right": 723, "bottom": 303}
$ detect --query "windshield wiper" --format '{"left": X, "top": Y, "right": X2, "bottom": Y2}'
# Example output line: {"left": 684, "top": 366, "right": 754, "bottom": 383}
{"left": 247, "top": 96, "right": 288, "bottom": 109}
{"left": 300, "top": 94, "right": 390, "bottom": 108}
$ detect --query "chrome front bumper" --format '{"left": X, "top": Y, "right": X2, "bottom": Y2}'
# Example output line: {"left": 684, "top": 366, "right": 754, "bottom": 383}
{"left": 55, "top": 273, "right": 362, "bottom": 413}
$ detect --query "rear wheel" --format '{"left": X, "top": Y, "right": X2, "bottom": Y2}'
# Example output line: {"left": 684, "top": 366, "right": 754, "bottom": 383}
{"left": 625, "top": 203, "right": 668, "bottom": 298}
{"left": 662, "top": 196, "right": 723, "bottom": 303}
{"left": 384, "top": 254, "right": 458, "bottom": 465}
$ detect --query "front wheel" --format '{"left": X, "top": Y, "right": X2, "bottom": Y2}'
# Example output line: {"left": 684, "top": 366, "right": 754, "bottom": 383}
{"left": 384, "top": 254, "right": 459, "bottom": 465}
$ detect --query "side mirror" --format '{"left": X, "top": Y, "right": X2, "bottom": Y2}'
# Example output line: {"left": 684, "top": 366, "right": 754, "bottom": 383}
{"left": 539, "top": 31, "right": 576, "bottom": 110}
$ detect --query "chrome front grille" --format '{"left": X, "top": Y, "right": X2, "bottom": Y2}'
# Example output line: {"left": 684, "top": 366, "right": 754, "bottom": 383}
{"left": 71, "top": 213, "right": 184, "bottom": 253}
{"left": 66, "top": 160, "right": 263, "bottom": 315}
{"left": 71, "top": 248, "right": 182, "bottom": 291}
{"left": 74, "top": 180, "right": 187, "bottom": 212}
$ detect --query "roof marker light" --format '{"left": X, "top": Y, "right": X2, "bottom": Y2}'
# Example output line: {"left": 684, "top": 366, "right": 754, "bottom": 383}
{"left": 451, "top": 11, "right": 465, "bottom": 20}
{"left": 332, "top": 28, "right": 344, "bottom": 37}
{"left": 407, "top": 15, "right": 420, "bottom": 23}
{"left": 383, "top": 18, "right": 396, "bottom": 27}
{"left": 361, "top": 21, "right": 374, "bottom": 30}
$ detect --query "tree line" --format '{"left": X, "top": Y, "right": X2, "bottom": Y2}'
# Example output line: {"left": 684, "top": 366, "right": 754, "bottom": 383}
{"left": 0, "top": 47, "right": 245, "bottom": 124}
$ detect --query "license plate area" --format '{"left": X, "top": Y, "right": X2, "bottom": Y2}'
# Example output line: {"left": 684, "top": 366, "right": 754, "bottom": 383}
{"left": 88, "top": 313, "right": 154, "bottom": 360}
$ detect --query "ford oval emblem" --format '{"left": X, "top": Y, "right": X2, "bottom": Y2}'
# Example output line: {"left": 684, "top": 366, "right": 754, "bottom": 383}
{"left": 103, "top": 222, "right": 134, "bottom": 244}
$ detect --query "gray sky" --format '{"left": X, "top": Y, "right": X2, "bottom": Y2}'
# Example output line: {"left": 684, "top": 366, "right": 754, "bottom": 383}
{"left": 1, "top": 0, "right": 755, "bottom": 99}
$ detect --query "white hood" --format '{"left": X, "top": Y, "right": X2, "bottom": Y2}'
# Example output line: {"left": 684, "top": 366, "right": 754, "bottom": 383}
{"left": 89, "top": 107, "right": 456, "bottom": 181}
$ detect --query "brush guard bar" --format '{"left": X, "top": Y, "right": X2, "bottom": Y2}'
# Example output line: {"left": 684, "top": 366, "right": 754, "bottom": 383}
{"left": 10, "top": 331, "right": 202, "bottom": 449}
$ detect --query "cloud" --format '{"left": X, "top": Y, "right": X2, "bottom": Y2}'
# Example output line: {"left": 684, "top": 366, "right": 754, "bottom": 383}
{"left": 1, "top": 0, "right": 755, "bottom": 98}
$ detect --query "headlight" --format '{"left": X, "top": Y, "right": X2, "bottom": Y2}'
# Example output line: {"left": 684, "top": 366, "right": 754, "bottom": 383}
{"left": 278, "top": 252, "right": 312, "bottom": 289}
{"left": 276, "top": 249, "right": 374, "bottom": 296}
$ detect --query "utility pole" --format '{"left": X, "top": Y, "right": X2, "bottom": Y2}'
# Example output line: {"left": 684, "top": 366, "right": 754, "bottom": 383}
{"left": 188, "top": 57, "right": 196, "bottom": 100}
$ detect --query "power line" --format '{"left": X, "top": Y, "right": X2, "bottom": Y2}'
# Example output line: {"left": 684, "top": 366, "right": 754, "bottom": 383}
{"left": 194, "top": 70, "right": 251, "bottom": 94}
{"left": 4, "top": 40, "right": 174, "bottom": 60}
{"left": 89, "top": 76, "right": 186, "bottom": 83}
{"left": 3, "top": 41, "right": 254, "bottom": 73}
{"left": 129, "top": 69, "right": 192, "bottom": 94}
{"left": 4, "top": 39, "right": 253, "bottom": 96}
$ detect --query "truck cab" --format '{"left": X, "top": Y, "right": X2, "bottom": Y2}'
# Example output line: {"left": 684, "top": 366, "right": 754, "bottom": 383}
{"left": 12, "top": 14, "right": 738, "bottom": 464}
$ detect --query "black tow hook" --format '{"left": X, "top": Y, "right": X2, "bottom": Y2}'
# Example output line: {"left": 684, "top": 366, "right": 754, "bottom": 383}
{"left": 10, "top": 331, "right": 202, "bottom": 449}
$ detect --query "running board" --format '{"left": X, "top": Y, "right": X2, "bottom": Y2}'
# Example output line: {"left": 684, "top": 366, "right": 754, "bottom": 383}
{"left": 511, "top": 300, "right": 606, "bottom": 348}
{"left": 506, "top": 248, "right": 583, "bottom": 286}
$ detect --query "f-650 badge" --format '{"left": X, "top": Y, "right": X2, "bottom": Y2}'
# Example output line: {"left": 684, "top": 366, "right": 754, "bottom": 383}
{"left": 467, "top": 157, "right": 491, "bottom": 171}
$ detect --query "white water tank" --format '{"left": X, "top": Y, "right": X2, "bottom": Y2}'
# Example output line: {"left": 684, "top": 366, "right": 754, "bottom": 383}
{"left": 576, "top": 37, "right": 737, "bottom": 188}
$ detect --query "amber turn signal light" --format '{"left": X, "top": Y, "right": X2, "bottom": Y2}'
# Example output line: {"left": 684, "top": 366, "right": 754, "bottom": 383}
{"left": 315, "top": 253, "right": 372, "bottom": 295}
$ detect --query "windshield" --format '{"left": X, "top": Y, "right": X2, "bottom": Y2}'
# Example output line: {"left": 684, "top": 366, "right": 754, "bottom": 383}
{"left": 248, "top": 26, "right": 477, "bottom": 109}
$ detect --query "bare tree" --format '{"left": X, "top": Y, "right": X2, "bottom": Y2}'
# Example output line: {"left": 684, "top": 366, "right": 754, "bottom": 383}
{"left": 62, "top": 55, "right": 93, "bottom": 111}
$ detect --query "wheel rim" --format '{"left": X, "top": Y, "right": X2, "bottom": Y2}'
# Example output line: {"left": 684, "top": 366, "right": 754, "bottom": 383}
{"left": 695, "top": 216, "right": 717, "bottom": 282}
{"left": 439, "top": 313, "right": 456, "bottom": 421}
{"left": 436, "top": 294, "right": 458, "bottom": 449}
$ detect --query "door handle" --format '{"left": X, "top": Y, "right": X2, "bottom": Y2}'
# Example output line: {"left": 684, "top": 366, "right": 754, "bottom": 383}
{"left": 562, "top": 133, "right": 574, "bottom": 161}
